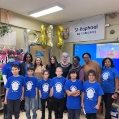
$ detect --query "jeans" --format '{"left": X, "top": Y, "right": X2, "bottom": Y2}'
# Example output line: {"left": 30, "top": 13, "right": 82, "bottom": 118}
{"left": 53, "top": 97, "right": 65, "bottom": 119}
{"left": 68, "top": 109, "right": 81, "bottom": 119}
{"left": 103, "top": 93, "right": 113, "bottom": 119}
{"left": 25, "top": 97, "right": 37, "bottom": 119}
{"left": 86, "top": 113, "right": 97, "bottom": 119}
{"left": 7, "top": 99, "right": 20, "bottom": 119}
{"left": 36, "top": 94, "right": 42, "bottom": 109}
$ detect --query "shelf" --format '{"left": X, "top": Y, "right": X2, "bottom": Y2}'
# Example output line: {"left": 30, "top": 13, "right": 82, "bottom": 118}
{"left": 0, "top": 94, "right": 5, "bottom": 97}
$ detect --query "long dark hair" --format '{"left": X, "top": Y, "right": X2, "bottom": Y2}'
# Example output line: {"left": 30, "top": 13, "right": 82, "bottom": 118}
{"left": 47, "top": 56, "right": 58, "bottom": 68}
{"left": 102, "top": 57, "right": 114, "bottom": 68}
{"left": 68, "top": 69, "right": 79, "bottom": 79}
{"left": 23, "top": 53, "right": 33, "bottom": 62}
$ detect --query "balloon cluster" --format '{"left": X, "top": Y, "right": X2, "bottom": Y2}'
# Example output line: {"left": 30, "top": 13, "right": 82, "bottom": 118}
{"left": 56, "top": 25, "right": 64, "bottom": 49}
{"left": 40, "top": 24, "right": 54, "bottom": 48}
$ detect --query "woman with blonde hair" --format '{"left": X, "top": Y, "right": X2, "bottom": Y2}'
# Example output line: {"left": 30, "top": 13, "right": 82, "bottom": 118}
{"left": 34, "top": 57, "right": 46, "bottom": 110}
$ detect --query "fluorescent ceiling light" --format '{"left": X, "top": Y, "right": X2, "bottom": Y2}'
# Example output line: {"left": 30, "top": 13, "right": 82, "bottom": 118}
{"left": 30, "top": 6, "right": 63, "bottom": 18}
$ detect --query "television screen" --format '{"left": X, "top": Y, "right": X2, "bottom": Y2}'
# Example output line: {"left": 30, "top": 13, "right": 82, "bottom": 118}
{"left": 73, "top": 43, "right": 119, "bottom": 72}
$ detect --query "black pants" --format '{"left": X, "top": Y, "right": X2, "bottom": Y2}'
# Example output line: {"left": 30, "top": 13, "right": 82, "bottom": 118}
{"left": 86, "top": 113, "right": 97, "bottom": 119}
{"left": 7, "top": 99, "right": 20, "bottom": 119}
{"left": 103, "top": 93, "right": 113, "bottom": 119}
{"left": 20, "top": 99, "right": 25, "bottom": 111}
{"left": 53, "top": 97, "right": 65, "bottom": 119}
{"left": 41, "top": 98, "right": 52, "bottom": 119}
{"left": 4, "top": 89, "right": 7, "bottom": 119}
{"left": 4, "top": 104, "right": 7, "bottom": 119}
{"left": 68, "top": 109, "right": 81, "bottom": 119}
{"left": 64, "top": 96, "right": 67, "bottom": 111}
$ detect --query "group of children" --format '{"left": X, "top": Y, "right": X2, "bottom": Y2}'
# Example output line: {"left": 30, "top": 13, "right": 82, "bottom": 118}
{"left": 4, "top": 63, "right": 105, "bottom": 119}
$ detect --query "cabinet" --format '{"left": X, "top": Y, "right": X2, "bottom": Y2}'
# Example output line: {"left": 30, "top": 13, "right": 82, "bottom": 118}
{"left": 0, "top": 80, "right": 5, "bottom": 110}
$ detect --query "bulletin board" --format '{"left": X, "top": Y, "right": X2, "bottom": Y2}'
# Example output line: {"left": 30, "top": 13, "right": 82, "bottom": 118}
{"left": 29, "top": 45, "right": 50, "bottom": 65}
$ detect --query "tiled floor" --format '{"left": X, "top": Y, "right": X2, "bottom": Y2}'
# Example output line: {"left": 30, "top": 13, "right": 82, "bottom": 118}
{"left": 0, "top": 109, "right": 104, "bottom": 119}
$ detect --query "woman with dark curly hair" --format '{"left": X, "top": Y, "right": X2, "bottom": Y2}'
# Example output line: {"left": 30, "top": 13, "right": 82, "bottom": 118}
{"left": 101, "top": 57, "right": 119, "bottom": 119}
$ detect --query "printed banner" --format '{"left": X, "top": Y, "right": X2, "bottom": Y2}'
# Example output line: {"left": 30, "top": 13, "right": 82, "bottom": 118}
{"left": 65, "top": 15, "right": 105, "bottom": 42}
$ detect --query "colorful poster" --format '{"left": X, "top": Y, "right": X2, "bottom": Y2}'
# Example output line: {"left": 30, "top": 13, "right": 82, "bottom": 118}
{"left": 96, "top": 43, "right": 119, "bottom": 59}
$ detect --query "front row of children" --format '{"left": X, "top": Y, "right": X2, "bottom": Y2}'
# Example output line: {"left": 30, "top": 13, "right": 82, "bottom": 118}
{"left": 4, "top": 64, "right": 104, "bottom": 119}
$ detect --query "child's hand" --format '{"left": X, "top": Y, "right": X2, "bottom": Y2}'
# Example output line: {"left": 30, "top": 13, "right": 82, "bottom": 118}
{"left": 112, "top": 93, "right": 118, "bottom": 99}
{"left": 4, "top": 99, "right": 7, "bottom": 104}
{"left": 81, "top": 102, "right": 84, "bottom": 108}
{"left": 73, "top": 90, "right": 80, "bottom": 96}
{"left": 35, "top": 95, "right": 38, "bottom": 100}
{"left": 20, "top": 96, "right": 24, "bottom": 101}
{"left": 95, "top": 104, "right": 100, "bottom": 110}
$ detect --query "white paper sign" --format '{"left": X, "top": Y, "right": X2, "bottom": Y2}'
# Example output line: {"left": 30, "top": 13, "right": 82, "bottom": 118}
{"left": 65, "top": 15, "right": 105, "bottom": 42}
{"left": 0, "top": 31, "right": 16, "bottom": 46}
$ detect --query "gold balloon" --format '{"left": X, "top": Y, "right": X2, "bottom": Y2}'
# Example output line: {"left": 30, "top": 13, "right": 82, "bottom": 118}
{"left": 56, "top": 25, "right": 64, "bottom": 49}
{"left": 47, "top": 25, "right": 53, "bottom": 47}
{"left": 40, "top": 25, "right": 47, "bottom": 48}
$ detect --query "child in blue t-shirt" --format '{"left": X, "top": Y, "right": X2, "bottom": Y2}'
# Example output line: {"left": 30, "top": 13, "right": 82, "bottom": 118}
{"left": 24, "top": 67, "right": 38, "bottom": 119}
{"left": 39, "top": 70, "right": 52, "bottom": 119}
{"left": 65, "top": 69, "right": 82, "bottom": 119}
{"left": 4, "top": 64, "right": 24, "bottom": 119}
{"left": 82, "top": 70, "right": 103, "bottom": 119}
{"left": 50, "top": 67, "right": 66, "bottom": 119}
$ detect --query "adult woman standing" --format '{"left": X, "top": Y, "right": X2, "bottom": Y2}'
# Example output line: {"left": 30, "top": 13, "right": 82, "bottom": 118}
{"left": 82, "top": 52, "right": 101, "bottom": 82}
{"left": 20, "top": 53, "right": 34, "bottom": 76}
{"left": 58, "top": 52, "right": 72, "bottom": 78}
{"left": 46, "top": 56, "right": 58, "bottom": 79}
{"left": 20, "top": 52, "right": 34, "bottom": 111}
{"left": 34, "top": 57, "right": 46, "bottom": 110}
{"left": 58, "top": 52, "right": 72, "bottom": 112}
{"left": 70, "top": 56, "right": 84, "bottom": 81}
{"left": 34, "top": 57, "right": 46, "bottom": 79}
{"left": 101, "top": 57, "right": 119, "bottom": 119}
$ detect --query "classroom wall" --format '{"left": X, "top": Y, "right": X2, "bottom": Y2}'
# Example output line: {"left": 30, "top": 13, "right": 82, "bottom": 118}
{"left": 0, "top": 8, "right": 48, "bottom": 49}
{"left": 1, "top": 8, "right": 119, "bottom": 62}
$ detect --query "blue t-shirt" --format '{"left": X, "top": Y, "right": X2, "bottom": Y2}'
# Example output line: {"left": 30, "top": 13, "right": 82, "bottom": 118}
{"left": 101, "top": 67, "right": 119, "bottom": 93}
{"left": 24, "top": 76, "right": 38, "bottom": 98}
{"left": 65, "top": 79, "right": 82, "bottom": 109}
{"left": 83, "top": 80, "right": 103, "bottom": 113}
{"left": 5, "top": 75, "right": 24, "bottom": 100}
{"left": 2, "top": 61, "right": 20, "bottom": 79}
{"left": 50, "top": 76, "right": 66, "bottom": 99}
{"left": 39, "top": 79, "right": 51, "bottom": 99}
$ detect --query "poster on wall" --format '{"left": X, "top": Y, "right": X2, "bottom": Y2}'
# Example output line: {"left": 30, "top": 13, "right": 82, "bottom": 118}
{"left": 29, "top": 45, "right": 49, "bottom": 65}
{"left": 0, "top": 31, "right": 16, "bottom": 46}
{"left": 96, "top": 43, "right": 119, "bottom": 59}
{"left": 65, "top": 15, "right": 105, "bottom": 42}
